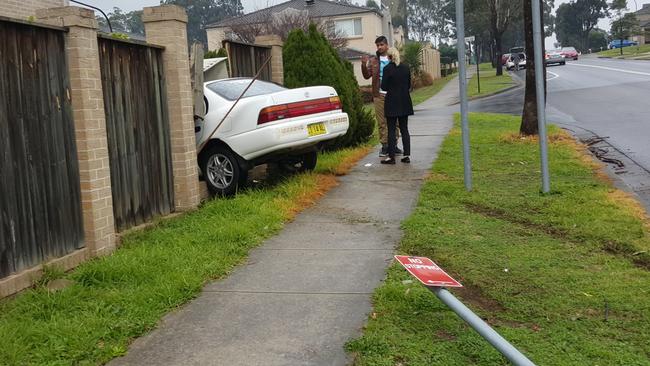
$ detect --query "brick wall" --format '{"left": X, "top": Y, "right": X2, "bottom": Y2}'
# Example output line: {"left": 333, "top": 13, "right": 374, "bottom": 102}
{"left": 0, "top": 0, "right": 68, "bottom": 20}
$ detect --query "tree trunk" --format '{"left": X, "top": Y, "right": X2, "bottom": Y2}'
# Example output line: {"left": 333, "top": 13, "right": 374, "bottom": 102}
{"left": 495, "top": 34, "right": 503, "bottom": 75}
{"left": 520, "top": 0, "right": 546, "bottom": 136}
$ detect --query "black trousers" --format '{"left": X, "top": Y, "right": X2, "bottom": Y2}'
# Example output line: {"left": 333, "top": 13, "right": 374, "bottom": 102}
{"left": 387, "top": 116, "right": 410, "bottom": 159}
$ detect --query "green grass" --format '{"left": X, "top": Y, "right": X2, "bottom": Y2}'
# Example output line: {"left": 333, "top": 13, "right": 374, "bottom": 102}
{"left": 410, "top": 74, "right": 455, "bottom": 105}
{"left": 0, "top": 145, "right": 370, "bottom": 365}
{"left": 598, "top": 44, "right": 650, "bottom": 58}
{"left": 347, "top": 113, "right": 650, "bottom": 365}
{"left": 467, "top": 63, "right": 515, "bottom": 98}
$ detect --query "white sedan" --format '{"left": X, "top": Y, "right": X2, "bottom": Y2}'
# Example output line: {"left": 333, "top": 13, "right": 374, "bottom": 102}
{"left": 195, "top": 78, "right": 349, "bottom": 195}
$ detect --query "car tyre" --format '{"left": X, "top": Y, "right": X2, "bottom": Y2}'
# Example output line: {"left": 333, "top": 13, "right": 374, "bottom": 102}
{"left": 300, "top": 151, "right": 318, "bottom": 172}
{"left": 561, "top": 61, "right": 566, "bottom": 65}
{"left": 201, "top": 145, "right": 247, "bottom": 196}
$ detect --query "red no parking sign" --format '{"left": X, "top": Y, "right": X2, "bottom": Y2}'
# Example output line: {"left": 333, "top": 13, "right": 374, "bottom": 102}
{"left": 394, "top": 256, "right": 462, "bottom": 288}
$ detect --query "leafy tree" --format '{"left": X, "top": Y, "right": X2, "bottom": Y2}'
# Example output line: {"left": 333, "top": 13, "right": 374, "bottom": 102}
{"left": 161, "top": 0, "right": 244, "bottom": 46}
{"left": 437, "top": 43, "right": 458, "bottom": 63}
{"left": 365, "top": 0, "right": 380, "bottom": 10}
{"left": 283, "top": 24, "right": 373, "bottom": 148}
{"left": 407, "top": 0, "right": 451, "bottom": 45}
{"left": 96, "top": 7, "right": 144, "bottom": 36}
{"left": 401, "top": 42, "right": 424, "bottom": 76}
{"left": 557, "top": 0, "right": 609, "bottom": 51}
{"left": 589, "top": 28, "right": 609, "bottom": 51}
{"left": 610, "top": 0, "right": 639, "bottom": 54}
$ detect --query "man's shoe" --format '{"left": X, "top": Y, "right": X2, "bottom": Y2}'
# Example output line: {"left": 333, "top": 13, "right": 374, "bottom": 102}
{"left": 379, "top": 145, "right": 388, "bottom": 157}
{"left": 380, "top": 157, "right": 396, "bottom": 165}
{"left": 394, "top": 147, "right": 403, "bottom": 155}
{"left": 401, "top": 156, "right": 411, "bottom": 164}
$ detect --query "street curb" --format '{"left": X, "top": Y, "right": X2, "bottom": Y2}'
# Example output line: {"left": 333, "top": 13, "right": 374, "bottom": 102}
{"left": 449, "top": 72, "right": 523, "bottom": 105}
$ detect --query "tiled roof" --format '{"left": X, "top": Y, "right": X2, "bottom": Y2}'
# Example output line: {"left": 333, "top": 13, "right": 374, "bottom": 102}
{"left": 636, "top": 4, "right": 650, "bottom": 15}
{"left": 207, "top": 0, "right": 381, "bottom": 28}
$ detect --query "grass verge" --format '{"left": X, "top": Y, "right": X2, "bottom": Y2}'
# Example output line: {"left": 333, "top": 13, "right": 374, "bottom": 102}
{"left": 0, "top": 144, "right": 369, "bottom": 365}
{"left": 598, "top": 44, "right": 650, "bottom": 58}
{"left": 467, "top": 63, "right": 515, "bottom": 98}
{"left": 411, "top": 74, "right": 455, "bottom": 106}
{"left": 347, "top": 113, "right": 650, "bottom": 365}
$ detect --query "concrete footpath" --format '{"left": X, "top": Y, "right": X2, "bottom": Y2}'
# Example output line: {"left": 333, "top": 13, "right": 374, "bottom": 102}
{"left": 109, "top": 77, "right": 462, "bottom": 366}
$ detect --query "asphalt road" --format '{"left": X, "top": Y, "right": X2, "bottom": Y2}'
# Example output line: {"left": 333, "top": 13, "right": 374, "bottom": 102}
{"left": 470, "top": 55, "right": 650, "bottom": 209}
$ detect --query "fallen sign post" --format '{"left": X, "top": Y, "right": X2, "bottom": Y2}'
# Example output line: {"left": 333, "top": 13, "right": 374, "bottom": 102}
{"left": 394, "top": 256, "right": 536, "bottom": 366}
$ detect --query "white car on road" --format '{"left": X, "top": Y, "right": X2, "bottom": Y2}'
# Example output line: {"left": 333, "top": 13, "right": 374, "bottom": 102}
{"left": 505, "top": 53, "right": 527, "bottom": 71}
{"left": 196, "top": 78, "right": 350, "bottom": 195}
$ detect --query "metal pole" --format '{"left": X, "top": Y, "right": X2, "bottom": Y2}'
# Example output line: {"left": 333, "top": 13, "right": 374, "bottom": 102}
{"left": 531, "top": 0, "right": 550, "bottom": 193}
{"left": 455, "top": 0, "right": 472, "bottom": 191}
{"left": 430, "top": 287, "right": 536, "bottom": 366}
{"left": 476, "top": 41, "right": 481, "bottom": 94}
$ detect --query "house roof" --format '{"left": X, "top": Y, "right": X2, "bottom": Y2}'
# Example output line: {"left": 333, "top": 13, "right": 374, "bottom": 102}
{"left": 207, "top": 0, "right": 381, "bottom": 29}
{"left": 338, "top": 47, "right": 373, "bottom": 60}
{"left": 636, "top": 4, "right": 650, "bottom": 15}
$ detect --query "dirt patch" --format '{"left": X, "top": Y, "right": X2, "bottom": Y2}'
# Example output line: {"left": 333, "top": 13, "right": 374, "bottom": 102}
{"left": 498, "top": 130, "right": 573, "bottom": 145}
{"left": 435, "top": 330, "right": 457, "bottom": 341}
{"left": 452, "top": 281, "right": 506, "bottom": 313}
{"left": 278, "top": 174, "right": 339, "bottom": 220}
{"left": 332, "top": 146, "right": 373, "bottom": 176}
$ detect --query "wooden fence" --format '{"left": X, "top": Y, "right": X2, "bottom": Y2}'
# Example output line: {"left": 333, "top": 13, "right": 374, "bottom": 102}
{"left": 98, "top": 36, "right": 174, "bottom": 232}
{"left": 0, "top": 19, "right": 84, "bottom": 278}
{"left": 224, "top": 40, "right": 272, "bottom": 81}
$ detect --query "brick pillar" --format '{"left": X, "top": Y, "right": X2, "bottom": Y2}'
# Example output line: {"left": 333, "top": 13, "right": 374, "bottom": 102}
{"left": 255, "top": 35, "right": 284, "bottom": 85}
{"left": 36, "top": 6, "right": 116, "bottom": 257}
{"left": 142, "top": 5, "right": 200, "bottom": 211}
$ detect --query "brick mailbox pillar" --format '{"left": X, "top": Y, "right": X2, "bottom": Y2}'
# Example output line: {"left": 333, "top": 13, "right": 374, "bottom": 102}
{"left": 36, "top": 6, "right": 116, "bottom": 257}
{"left": 255, "top": 34, "right": 284, "bottom": 85}
{"left": 142, "top": 5, "right": 200, "bottom": 211}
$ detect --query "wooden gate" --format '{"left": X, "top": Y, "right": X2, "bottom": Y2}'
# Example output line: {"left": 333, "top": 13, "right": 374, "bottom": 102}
{"left": 224, "top": 40, "right": 272, "bottom": 81}
{"left": 0, "top": 19, "right": 84, "bottom": 278}
{"left": 98, "top": 37, "right": 174, "bottom": 232}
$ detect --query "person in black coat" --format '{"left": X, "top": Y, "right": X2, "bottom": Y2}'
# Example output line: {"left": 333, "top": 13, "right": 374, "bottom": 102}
{"left": 380, "top": 47, "right": 414, "bottom": 164}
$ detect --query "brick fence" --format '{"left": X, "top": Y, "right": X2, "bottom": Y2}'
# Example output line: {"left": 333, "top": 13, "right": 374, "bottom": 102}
{"left": 0, "top": 5, "right": 202, "bottom": 299}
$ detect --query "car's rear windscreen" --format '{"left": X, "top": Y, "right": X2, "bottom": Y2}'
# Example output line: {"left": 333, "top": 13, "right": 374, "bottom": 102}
{"left": 207, "top": 79, "right": 286, "bottom": 101}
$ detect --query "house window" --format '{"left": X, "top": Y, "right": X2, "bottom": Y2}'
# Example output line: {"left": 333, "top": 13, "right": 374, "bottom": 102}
{"left": 335, "top": 18, "right": 362, "bottom": 37}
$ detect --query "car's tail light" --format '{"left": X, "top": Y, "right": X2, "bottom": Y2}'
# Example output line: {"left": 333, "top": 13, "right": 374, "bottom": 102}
{"left": 258, "top": 96, "right": 342, "bottom": 125}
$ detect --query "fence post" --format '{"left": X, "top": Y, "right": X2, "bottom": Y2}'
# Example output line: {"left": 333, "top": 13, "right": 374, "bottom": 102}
{"left": 142, "top": 5, "right": 201, "bottom": 210}
{"left": 255, "top": 35, "right": 284, "bottom": 85}
{"left": 36, "top": 6, "right": 116, "bottom": 257}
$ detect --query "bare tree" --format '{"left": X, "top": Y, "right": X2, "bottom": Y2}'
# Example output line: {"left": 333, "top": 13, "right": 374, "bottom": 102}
{"left": 229, "top": 9, "right": 348, "bottom": 48}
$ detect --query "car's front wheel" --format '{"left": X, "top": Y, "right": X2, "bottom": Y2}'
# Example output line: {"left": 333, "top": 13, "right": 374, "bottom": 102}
{"left": 201, "top": 146, "right": 247, "bottom": 196}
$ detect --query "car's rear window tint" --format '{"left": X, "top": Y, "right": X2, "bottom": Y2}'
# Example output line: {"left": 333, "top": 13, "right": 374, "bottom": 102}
{"left": 207, "top": 79, "right": 286, "bottom": 101}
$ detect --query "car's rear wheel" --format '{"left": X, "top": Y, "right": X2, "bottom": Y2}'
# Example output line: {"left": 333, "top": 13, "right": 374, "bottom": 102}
{"left": 201, "top": 146, "right": 247, "bottom": 196}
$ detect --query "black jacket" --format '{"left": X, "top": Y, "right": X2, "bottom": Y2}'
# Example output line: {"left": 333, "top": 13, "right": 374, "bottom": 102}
{"left": 381, "top": 63, "right": 414, "bottom": 118}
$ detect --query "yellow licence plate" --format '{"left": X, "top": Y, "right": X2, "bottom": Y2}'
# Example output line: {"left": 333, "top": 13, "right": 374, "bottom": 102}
{"left": 307, "top": 122, "right": 326, "bottom": 137}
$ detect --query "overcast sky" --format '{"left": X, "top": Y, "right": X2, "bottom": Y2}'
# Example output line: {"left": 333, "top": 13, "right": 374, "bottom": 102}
{"left": 80, "top": 0, "right": 650, "bottom": 48}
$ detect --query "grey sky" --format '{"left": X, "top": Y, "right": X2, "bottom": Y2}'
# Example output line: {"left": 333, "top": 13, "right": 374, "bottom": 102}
{"left": 80, "top": 0, "right": 649, "bottom": 48}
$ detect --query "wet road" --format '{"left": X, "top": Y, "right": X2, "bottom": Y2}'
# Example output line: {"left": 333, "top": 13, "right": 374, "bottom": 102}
{"left": 470, "top": 56, "right": 650, "bottom": 208}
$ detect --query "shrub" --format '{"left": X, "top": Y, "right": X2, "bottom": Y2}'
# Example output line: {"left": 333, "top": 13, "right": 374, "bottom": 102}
{"left": 401, "top": 42, "right": 423, "bottom": 77}
{"left": 413, "top": 71, "right": 434, "bottom": 89}
{"left": 283, "top": 24, "right": 373, "bottom": 149}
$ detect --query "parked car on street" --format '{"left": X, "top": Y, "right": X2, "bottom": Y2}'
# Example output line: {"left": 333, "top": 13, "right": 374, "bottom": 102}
{"left": 545, "top": 50, "right": 566, "bottom": 66}
{"left": 196, "top": 78, "right": 350, "bottom": 195}
{"left": 501, "top": 53, "right": 511, "bottom": 66}
{"left": 608, "top": 39, "right": 638, "bottom": 49}
{"left": 560, "top": 47, "right": 579, "bottom": 60}
{"left": 505, "top": 53, "right": 526, "bottom": 70}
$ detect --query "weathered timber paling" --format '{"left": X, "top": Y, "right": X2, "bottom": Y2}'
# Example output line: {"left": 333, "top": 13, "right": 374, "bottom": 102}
{"left": 0, "top": 20, "right": 84, "bottom": 278}
{"left": 225, "top": 41, "right": 272, "bottom": 81}
{"left": 98, "top": 37, "right": 174, "bottom": 232}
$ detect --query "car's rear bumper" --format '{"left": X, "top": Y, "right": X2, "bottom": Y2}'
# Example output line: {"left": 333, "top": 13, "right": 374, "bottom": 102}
{"left": 225, "top": 112, "right": 350, "bottom": 161}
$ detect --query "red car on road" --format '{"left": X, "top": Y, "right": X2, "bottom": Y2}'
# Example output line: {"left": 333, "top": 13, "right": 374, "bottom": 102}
{"left": 560, "top": 47, "right": 579, "bottom": 60}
